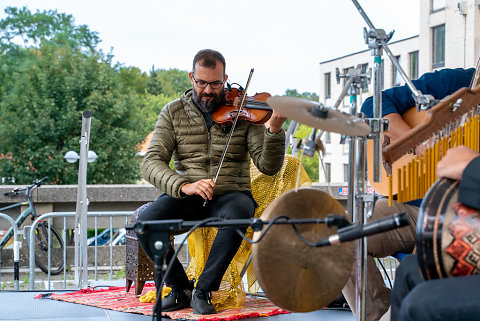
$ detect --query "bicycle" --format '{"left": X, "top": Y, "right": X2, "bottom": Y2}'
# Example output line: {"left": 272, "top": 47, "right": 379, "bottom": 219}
{"left": 0, "top": 177, "right": 64, "bottom": 275}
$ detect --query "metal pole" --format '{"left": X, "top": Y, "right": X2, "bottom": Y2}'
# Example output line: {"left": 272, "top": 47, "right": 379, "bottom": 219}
{"left": 0, "top": 213, "right": 19, "bottom": 290}
{"left": 335, "top": 65, "right": 370, "bottom": 220}
{"left": 347, "top": 94, "right": 358, "bottom": 220}
{"left": 74, "top": 110, "right": 92, "bottom": 288}
{"left": 354, "top": 136, "right": 368, "bottom": 321}
{"left": 372, "top": 55, "right": 383, "bottom": 183}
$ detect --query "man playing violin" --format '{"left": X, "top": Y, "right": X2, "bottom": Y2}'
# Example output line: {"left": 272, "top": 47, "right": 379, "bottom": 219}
{"left": 136, "top": 49, "right": 286, "bottom": 314}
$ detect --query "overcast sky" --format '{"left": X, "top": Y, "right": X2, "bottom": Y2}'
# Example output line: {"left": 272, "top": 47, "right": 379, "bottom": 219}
{"left": 0, "top": 0, "right": 420, "bottom": 96}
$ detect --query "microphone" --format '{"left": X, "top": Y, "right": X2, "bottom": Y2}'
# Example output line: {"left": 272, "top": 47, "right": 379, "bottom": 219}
{"left": 303, "top": 128, "right": 326, "bottom": 158}
{"left": 317, "top": 212, "right": 409, "bottom": 247}
{"left": 303, "top": 128, "right": 317, "bottom": 157}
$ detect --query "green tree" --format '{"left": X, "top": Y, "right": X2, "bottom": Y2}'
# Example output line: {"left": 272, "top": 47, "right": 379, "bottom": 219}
{"left": 118, "top": 66, "right": 149, "bottom": 96}
{"left": 284, "top": 89, "right": 319, "bottom": 102}
{"left": 0, "top": 7, "right": 145, "bottom": 184}
{"left": 147, "top": 67, "right": 190, "bottom": 97}
{"left": 0, "top": 7, "right": 99, "bottom": 52}
{"left": 283, "top": 89, "right": 320, "bottom": 181}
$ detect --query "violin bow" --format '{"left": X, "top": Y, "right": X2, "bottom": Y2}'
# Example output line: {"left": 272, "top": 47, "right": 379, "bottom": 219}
{"left": 203, "top": 68, "right": 254, "bottom": 206}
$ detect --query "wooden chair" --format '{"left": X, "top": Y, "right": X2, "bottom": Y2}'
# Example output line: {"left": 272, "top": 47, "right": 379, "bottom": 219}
{"left": 125, "top": 202, "right": 156, "bottom": 295}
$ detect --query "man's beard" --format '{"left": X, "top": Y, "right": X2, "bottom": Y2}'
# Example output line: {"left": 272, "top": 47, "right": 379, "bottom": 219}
{"left": 192, "top": 89, "right": 223, "bottom": 113}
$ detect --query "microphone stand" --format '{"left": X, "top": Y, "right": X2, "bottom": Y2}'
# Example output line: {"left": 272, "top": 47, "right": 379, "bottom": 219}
{"left": 127, "top": 215, "right": 350, "bottom": 321}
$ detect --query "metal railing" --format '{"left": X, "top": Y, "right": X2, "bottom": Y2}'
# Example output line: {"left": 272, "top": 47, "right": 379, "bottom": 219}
{"left": 375, "top": 256, "right": 400, "bottom": 288}
{"left": 28, "top": 211, "right": 133, "bottom": 290}
{"left": 0, "top": 213, "right": 20, "bottom": 290}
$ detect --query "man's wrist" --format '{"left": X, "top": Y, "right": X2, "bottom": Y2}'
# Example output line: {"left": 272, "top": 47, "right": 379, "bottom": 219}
{"left": 268, "top": 127, "right": 282, "bottom": 134}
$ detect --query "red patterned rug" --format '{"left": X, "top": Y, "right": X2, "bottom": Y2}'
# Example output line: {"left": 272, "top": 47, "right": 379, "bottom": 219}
{"left": 42, "top": 284, "right": 290, "bottom": 321}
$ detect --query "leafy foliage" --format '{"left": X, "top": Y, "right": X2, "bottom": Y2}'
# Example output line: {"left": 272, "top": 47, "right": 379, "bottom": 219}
{"left": 0, "top": 7, "right": 99, "bottom": 52}
{"left": 0, "top": 7, "right": 144, "bottom": 184}
{"left": 283, "top": 89, "right": 320, "bottom": 181}
{"left": 147, "top": 67, "right": 190, "bottom": 97}
{"left": 0, "top": 6, "right": 322, "bottom": 184}
{"left": 284, "top": 89, "right": 319, "bottom": 102}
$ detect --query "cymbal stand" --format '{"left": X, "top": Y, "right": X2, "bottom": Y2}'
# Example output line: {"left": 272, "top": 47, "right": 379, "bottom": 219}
{"left": 336, "top": 65, "right": 373, "bottom": 321}
{"left": 351, "top": 0, "right": 439, "bottom": 115}
{"left": 349, "top": 1, "right": 437, "bottom": 319}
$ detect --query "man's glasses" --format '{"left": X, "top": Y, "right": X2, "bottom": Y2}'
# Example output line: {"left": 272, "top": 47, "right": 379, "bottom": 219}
{"left": 192, "top": 74, "right": 225, "bottom": 89}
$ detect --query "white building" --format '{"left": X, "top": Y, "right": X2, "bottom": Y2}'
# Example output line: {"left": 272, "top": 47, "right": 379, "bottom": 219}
{"left": 317, "top": 0, "right": 480, "bottom": 183}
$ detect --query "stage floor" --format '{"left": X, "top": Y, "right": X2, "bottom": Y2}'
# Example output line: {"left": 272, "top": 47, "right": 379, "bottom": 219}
{"left": 0, "top": 290, "right": 354, "bottom": 321}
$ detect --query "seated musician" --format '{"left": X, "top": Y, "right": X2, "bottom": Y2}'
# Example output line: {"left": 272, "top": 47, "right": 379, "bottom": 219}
{"left": 391, "top": 145, "right": 480, "bottom": 321}
{"left": 136, "top": 49, "right": 286, "bottom": 315}
{"left": 342, "top": 67, "right": 476, "bottom": 321}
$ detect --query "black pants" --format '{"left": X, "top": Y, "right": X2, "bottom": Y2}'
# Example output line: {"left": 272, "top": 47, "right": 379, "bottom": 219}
{"left": 136, "top": 191, "right": 255, "bottom": 292}
{"left": 391, "top": 254, "right": 480, "bottom": 321}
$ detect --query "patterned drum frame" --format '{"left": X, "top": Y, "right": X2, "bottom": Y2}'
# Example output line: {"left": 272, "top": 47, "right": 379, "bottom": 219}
{"left": 416, "top": 178, "right": 480, "bottom": 280}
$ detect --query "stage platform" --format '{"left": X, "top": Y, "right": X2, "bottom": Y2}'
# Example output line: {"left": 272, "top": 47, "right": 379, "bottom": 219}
{"left": 0, "top": 290, "right": 354, "bottom": 321}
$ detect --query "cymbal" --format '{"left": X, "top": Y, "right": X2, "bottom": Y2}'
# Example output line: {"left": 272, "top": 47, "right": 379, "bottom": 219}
{"left": 266, "top": 96, "right": 371, "bottom": 136}
{"left": 252, "top": 188, "right": 354, "bottom": 312}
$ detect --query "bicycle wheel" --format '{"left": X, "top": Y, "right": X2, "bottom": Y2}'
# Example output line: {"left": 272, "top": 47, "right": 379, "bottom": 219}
{"left": 34, "top": 221, "right": 64, "bottom": 275}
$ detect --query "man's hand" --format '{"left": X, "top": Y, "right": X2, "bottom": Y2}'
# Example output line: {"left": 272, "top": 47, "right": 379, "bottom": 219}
{"left": 181, "top": 179, "right": 215, "bottom": 200}
{"left": 267, "top": 109, "right": 287, "bottom": 133}
{"left": 437, "top": 146, "right": 480, "bottom": 180}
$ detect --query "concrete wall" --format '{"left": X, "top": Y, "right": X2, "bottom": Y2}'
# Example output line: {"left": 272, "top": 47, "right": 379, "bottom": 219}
{"left": 0, "top": 183, "right": 349, "bottom": 230}
{"left": 0, "top": 184, "right": 162, "bottom": 230}
{"left": 0, "top": 184, "right": 350, "bottom": 268}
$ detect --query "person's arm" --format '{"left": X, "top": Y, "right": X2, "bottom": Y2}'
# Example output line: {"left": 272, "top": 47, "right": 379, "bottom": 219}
{"left": 248, "top": 122, "right": 285, "bottom": 176}
{"left": 436, "top": 145, "right": 480, "bottom": 209}
{"left": 265, "top": 109, "right": 287, "bottom": 133}
{"left": 360, "top": 68, "right": 474, "bottom": 118}
{"left": 458, "top": 156, "right": 480, "bottom": 209}
{"left": 142, "top": 104, "right": 190, "bottom": 198}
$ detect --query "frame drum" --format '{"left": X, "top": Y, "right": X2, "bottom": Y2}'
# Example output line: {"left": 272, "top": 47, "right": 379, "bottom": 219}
{"left": 416, "top": 178, "right": 480, "bottom": 280}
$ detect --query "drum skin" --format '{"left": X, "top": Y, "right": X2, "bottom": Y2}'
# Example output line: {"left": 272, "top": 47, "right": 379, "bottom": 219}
{"left": 416, "top": 178, "right": 480, "bottom": 280}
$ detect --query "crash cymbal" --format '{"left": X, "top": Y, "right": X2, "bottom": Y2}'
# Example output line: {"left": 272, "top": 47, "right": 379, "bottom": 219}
{"left": 252, "top": 188, "right": 354, "bottom": 312}
{"left": 267, "top": 96, "right": 371, "bottom": 136}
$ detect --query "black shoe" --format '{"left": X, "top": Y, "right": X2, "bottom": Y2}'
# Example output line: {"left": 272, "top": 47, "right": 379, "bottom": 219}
{"left": 191, "top": 288, "right": 216, "bottom": 314}
{"left": 161, "top": 280, "right": 194, "bottom": 312}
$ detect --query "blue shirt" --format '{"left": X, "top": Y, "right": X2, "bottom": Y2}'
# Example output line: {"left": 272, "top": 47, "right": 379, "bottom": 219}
{"left": 361, "top": 68, "right": 475, "bottom": 118}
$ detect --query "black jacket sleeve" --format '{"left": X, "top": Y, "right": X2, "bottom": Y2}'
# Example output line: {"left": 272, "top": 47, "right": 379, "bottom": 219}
{"left": 458, "top": 156, "right": 480, "bottom": 209}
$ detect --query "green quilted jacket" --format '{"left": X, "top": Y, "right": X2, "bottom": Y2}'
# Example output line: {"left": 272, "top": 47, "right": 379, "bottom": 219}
{"left": 142, "top": 90, "right": 285, "bottom": 198}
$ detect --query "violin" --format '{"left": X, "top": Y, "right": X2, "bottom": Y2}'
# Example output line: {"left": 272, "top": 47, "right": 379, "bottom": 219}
{"left": 212, "top": 87, "right": 273, "bottom": 125}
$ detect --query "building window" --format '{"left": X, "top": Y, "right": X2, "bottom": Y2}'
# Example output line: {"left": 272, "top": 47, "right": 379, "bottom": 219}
{"left": 360, "top": 63, "right": 369, "bottom": 92}
{"left": 409, "top": 51, "right": 419, "bottom": 80}
{"left": 431, "top": 0, "right": 445, "bottom": 12}
{"left": 324, "top": 72, "right": 331, "bottom": 99}
{"left": 343, "top": 67, "right": 353, "bottom": 86}
{"left": 343, "top": 164, "right": 349, "bottom": 183}
{"left": 325, "top": 163, "right": 331, "bottom": 183}
{"left": 325, "top": 132, "right": 331, "bottom": 144}
{"left": 392, "top": 55, "right": 402, "bottom": 87}
{"left": 432, "top": 24, "right": 445, "bottom": 68}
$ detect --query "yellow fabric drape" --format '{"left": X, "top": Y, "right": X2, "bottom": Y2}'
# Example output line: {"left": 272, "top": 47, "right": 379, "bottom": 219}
{"left": 185, "top": 154, "right": 312, "bottom": 311}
